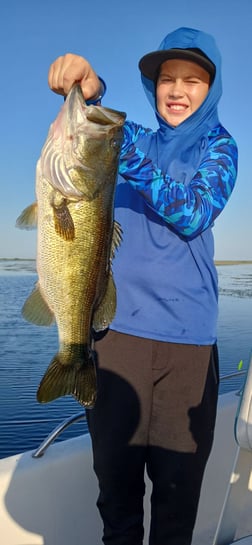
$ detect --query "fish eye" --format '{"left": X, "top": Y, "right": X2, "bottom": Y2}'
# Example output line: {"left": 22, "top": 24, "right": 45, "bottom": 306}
{"left": 110, "top": 138, "right": 120, "bottom": 150}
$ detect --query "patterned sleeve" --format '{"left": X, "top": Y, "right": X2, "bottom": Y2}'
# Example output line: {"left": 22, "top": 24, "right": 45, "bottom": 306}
{"left": 119, "top": 123, "right": 238, "bottom": 238}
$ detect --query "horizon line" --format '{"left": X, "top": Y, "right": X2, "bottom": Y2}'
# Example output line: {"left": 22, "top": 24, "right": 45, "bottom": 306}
{"left": 1, "top": 257, "right": 252, "bottom": 266}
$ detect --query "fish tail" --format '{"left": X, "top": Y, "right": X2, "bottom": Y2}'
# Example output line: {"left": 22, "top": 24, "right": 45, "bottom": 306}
{"left": 37, "top": 347, "right": 97, "bottom": 408}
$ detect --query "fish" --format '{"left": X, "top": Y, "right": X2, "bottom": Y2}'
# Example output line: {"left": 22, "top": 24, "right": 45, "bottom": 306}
{"left": 16, "top": 84, "right": 126, "bottom": 408}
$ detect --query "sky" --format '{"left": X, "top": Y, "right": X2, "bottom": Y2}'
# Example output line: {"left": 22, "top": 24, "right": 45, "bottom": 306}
{"left": 0, "top": 0, "right": 251, "bottom": 260}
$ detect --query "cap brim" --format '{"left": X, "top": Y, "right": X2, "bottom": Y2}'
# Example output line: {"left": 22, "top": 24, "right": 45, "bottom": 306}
{"left": 139, "top": 48, "right": 215, "bottom": 81}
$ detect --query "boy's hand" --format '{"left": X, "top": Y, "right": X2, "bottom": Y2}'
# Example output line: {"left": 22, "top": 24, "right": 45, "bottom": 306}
{"left": 48, "top": 53, "right": 101, "bottom": 101}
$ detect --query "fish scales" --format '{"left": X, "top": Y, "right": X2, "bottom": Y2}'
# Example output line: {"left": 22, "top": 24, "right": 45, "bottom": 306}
{"left": 37, "top": 183, "right": 108, "bottom": 343}
{"left": 16, "top": 84, "right": 126, "bottom": 407}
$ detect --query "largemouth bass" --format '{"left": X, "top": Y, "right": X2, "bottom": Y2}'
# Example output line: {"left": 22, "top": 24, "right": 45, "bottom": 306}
{"left": 16, "top": 84, "right": 126, "bottom": 408}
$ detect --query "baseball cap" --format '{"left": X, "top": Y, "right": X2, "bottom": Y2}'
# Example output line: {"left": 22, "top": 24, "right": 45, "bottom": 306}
{"left": 139, "top": 47, "right": 215, "bottom": 81}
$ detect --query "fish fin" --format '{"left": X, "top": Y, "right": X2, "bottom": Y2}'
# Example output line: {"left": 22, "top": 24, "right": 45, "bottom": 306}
{"left": 22, "top": 283, "right": 55, "bottom": 326}
{"left": 52, "top": 200, "right": 75, "bottom": 241}
{"left": 110, "top": 220, "right": 123, "bottom": 261}
{"left": 92, "top": 271, "right": 116, "bottom": 331}
{"left": 37, "top": 348, "right": 97, "bottom": 407}
{"left": 92, "top": 222, "right": 121, "bottom": 332}
{"left": 16, "top": 203, "right": 38, "bottom": 229}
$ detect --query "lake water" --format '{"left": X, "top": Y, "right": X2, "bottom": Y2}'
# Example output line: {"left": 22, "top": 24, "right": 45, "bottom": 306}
{"left": 0, "top": 259, "right": 252, "bottom": 459}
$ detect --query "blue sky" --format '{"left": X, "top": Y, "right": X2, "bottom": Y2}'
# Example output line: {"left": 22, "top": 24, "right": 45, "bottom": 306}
{"left": 1, "top": 0, "right": 251, "bottom": 259}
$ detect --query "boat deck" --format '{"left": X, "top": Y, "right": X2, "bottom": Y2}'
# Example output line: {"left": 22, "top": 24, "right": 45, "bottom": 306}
{"left": 1, "top": 391, "right": 252, "bottom": 545}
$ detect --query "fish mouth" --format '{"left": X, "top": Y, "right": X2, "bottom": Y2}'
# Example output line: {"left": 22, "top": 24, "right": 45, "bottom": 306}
{"left": 66, "top": 84, "right": 126, "bottom": 129}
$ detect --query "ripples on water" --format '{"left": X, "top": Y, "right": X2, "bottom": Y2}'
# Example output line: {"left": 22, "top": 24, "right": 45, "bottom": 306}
{"left": 217, "top": 265, "right": 252, "bottom": 396}
{"left": 0, "top": 259, "right": 251, "bottom": 459}
{"left": 218, "top": 264, "right": 252, "bottom": 298}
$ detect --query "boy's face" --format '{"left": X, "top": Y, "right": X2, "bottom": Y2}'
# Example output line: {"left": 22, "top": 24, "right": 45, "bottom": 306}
{"left": 156, "top": 58, "right": 210, "bottom": 126}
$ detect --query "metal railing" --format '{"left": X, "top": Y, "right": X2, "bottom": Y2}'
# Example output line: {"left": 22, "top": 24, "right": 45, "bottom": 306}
{"left": 32, "top": 411, "right": 86, "bottom": 458}
{"left": 220, "top": 369, "right": 246, "bottom": 382}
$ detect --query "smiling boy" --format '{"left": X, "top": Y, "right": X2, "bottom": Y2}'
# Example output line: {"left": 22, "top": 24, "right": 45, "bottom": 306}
{"left": 156, "top": 59, "right": 210, "bottom": 125}
{"left": 48, "top": 27, "right": 237, "bottom": 545}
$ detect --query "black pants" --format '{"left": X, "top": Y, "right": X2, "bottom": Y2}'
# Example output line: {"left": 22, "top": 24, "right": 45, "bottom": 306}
{"left": 87, "top": 331, "right": 219, "bottom": 545}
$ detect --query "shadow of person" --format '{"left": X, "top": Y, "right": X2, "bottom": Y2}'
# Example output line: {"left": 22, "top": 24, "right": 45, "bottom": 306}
{"left": 3, "top": 357, "right": 219, "bottom": 545}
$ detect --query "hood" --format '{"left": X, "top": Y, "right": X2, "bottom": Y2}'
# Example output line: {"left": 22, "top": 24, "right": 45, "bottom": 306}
{"left": 140, "top": 27, "right": 222, "bottom": 133}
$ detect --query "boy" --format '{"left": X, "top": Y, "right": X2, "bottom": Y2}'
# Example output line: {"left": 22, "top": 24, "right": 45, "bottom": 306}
{"left": 48, "top": 27, "right": 237, "bottom": 545}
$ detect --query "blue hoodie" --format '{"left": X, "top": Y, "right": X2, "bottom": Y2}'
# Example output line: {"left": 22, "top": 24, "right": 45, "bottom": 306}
{"left": 110, "top": 27, "right": 238, "bottom": 345}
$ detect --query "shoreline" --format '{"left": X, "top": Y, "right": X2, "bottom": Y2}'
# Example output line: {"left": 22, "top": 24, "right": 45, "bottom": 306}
{"left": 215, "top": 260, "right": 252, "bottom": 266}
{"left": 1, "top": 258, "right": 252, "bottom": 266}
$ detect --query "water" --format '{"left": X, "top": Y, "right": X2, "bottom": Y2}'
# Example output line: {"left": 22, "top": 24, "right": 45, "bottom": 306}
{"left": 0, "top": 260, "right": 88, "bottom": 459}
{"left": 217, "top": 264, "right": 252, "bottom": 385}
{"left": 0, "top": 259, "right": 251, "bottom": 459}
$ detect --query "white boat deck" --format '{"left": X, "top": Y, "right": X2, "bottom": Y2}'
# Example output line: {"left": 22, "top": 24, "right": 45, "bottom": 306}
{"left": 0, "top": 390, "right": 252, "bottom": 545}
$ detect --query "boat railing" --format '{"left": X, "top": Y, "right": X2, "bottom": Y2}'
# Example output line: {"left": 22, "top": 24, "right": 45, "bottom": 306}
{"left": 32, "top": 370, "right": 247, "bottom": 459}
{"left": 32, "top": 411, "right": 86, "bottom": 458}
{"left": 220, "top": 369, "right": 246, "bottom": 387}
